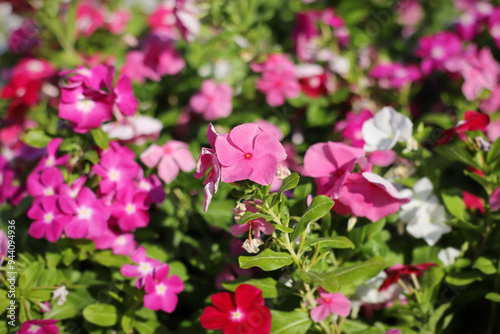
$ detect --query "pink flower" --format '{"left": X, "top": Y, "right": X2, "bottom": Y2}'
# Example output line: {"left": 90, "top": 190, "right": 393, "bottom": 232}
{"left": 368, "top": 150, "right": 396, "bottom": 167}
{"left": 141, "top": 140, "right": 195, "bottom": 184}
{"left": 76, "top": 2, "right": 105, "bottom": 37}
{"left": 114, "top": 74, "right": 138, "bottom": 116}
{"left": 194, "top": 125, "right": 221, "bottom": 211}
{"left": 148, "top": 1, "right": 200, "bottom": 41}
{"left": 144, "top": 264, "right": 184, "bottom": 313}
{"left": 370, "top": 62, "right": 421, "bottom": 89}
{"left": 190, "top": 80, "right": 233, "bottom": 120}
{"left": 462, "top": 190, "right": 485, "bottom": 214}
{"left": 0, "top": 230, "right": 8, "bottom": 265}
{"left": 19, "top": 319, "right": 59, "bottom": 334}
{"left": 35, "top": 138, "right": 71, "bottom": 171}
{"left": 12, "top": 58, "right": 56, "bottom": 81}
{"left": 92, "top": 228, "right": 137, "bottom": 255}
{"left": 106, "top": 10, "right": 131, "bottom": 34}
{"left": 304, "top": 142, "right": 365, "bottom": 200}
{"left": 121, "top": 246, "right": 162, "bottom": 288}
{"left": 489, "top": 8, "right": 500, "bottom": 48}
{"left": 490, "top": 186, "right": 500, "bottom": 211}
{"left": 461, "top": 47, "right": 498, "bottom": 101}
{"left": 57, "top": 176, "right": 87, "bottom": 199}
{"left": 456, "top": 11, "right": 480, "bottom": 41}
{"left": 334, "top": 110, "right": 373, "bottom": 148}
{"left": 415, "top": 32, "right": 462, "bottom": 75}
{"left": 215, "top": 123, "right": 287, "bottom": 185}
{"left": 137, "top": 173, "right": 167, "bottom": 205}
{"left": 310, "top": 288, "right": 351, "bottom": 322}
{"left": 102, "top": 115, "right": 163, "bottom": 145}
{"left": 111, "top": 188, "right": 149, "bottom": 231}
{"left": 333, "top": 172, "right": 410, "bottom": 222}
{"left": 58, "top": 188, "right": 110, "bottom": 239}
{"left": 27, "top": 196, "right": 67, "bottom": 242}
{"left": 27, "top": 167, "right": 64, "bottom": 197}
{"left": 0, "top": 156, "right": 18, "bottom": 204}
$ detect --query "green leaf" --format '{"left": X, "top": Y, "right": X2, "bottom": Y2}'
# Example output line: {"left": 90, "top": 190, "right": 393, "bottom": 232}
{"left": 302, "top": 271, "right": 339, "bottom": 293}
{"left": 445, "top": 271, "right": 482, "bottom": 286}
{"left": 90, "top": 128, "right": 110, "bottom": 150}
{"left": 25, "top": 288, "right": 52, "bottom": 303}
{"left": 222, "top": 277, "right": 279, "bottom": 298}
{"left": 23, "top": 130, "right": 52, "bottom": 148}
{"left": 441, "top": 192, "right": 469, "bottom": 222}
{"left": 273, "top": 224, "right": 294, "bottom": 233}
{"left": 278, "top": 173, "right": 300, "bottom": 194}
{"left": 428, "top": 303, "right": 451, "bottom": 332}
{"left": 473, "top": 257, "right": 497, "bottom": 275}
{"left": 19, "top": 262, "right": 44, "bottom": 291}
{"left": 270, "top": 310, "right": 312, "bottom": 334}
{"left": 239, "top": 212, "right": 273, "bottom": 225}
{"left": 121, "top": 310, "right": 135, "bottom": 333}
{"left": 332, "top": 256, "right": 388, "bottom": 293}
{"left": 93, "top": 250, "right": 130, "bottom": 267}
{"left": 487, "top": 136, "right": 500, "bottom": 168}
{"left": 83, "top": 304, "right": 118, "bottom": 327}
{"left": 434, "top": 140, "right": 479, "bottom": 168}
{"left": 485, "top": 292, "right": 500, "bottom": 302}
{"left": 305, "top": 237, "right": 355, "bottom": 251}
{"left": 291, "top": 195, "right": 335, "bottom": 240}
{"left": 239, "top": 249, "right": 293, "bottom": 271}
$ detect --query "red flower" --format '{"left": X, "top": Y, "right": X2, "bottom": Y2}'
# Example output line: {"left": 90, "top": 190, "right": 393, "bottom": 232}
{"left": 438, "top": 111, "right": 490, "bottom": 145}
{"left": 463, "top": 190, "right": 485, "bottom": 214}
{"left": 380, "top": 263, "right": 438, "bottom": 291}
{"left": 200, "top": 284, "right": 272, "bottom": 334}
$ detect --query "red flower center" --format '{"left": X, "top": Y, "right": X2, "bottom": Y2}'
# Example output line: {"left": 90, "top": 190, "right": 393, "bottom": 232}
{"left": 244, "top": 153, "right": 252, "bottom": 160}
{"left": 164, "top": 147, "right": 172, "bottom": 154}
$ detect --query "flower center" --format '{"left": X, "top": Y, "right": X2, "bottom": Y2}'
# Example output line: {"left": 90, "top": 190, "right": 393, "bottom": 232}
{"left": 28, "top": 324, "right": 41, "bottom": 333}
{"left": 164, "top": 146, "right": 172, "bottom": 154}
{"left": 45, "top": 156, "right": 55, "bottom": 167}
{"left": 16, "top": 87, "right": 26, "bottom": 97}
{"left": 44, "top": 187, "right": 55, "bottom": 196}
{"left": 138, "top": 262, "right": 152, "bottom": 275}
{"left": 44, "top": 212, "right": 54, "bottom": 224}
{"left": 431, "top": 46, "right": 445, "bottom": 59}
{"left": 115, "top": 236, "right": 127, "bottom": 246}
{"left": 139, "top": 180, "right": 151, "bottom": 191}
{"left": 125, "top": 203, "right": 136, "bottom": 214}
{"left": 108, "top": 169, "right": 120, "bottom": 181}
{"left": 28, "top": 60, "right": 44, "bottom": 72}
{"left": 244, "top": 153, "right": 252, "bottom": 160}
{"left": 231, "top": 310, "right": 243, "bottom": 320}
{"left": 156, "top": 283, "right": 167, "bottom": 295}
{"left": 76, "top": 97, "right": 95, "bottom": 114}
{"left": 77, "top": 206, "right": 92, "bottom": 220}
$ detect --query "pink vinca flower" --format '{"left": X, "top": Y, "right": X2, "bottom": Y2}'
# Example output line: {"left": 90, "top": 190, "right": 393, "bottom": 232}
{"left": 0, "top": 230, "right": 8, "bottom": 265}
{"left": 19, "top": 319, "right": 59, "bottom": 334}
{"left": 334, "top": 172, "right": 410, "bottom": 222}
{"left": 58, "top": 188, "right": 110, "bottom": 239}
{"left": 35, "top": 138, "right": 71, "bottom": 171}
{"left": 121, "top": 246, "right": 162, "bottom": 288}
{"left": 215, "top": 123, "right": 287, "bottom": 185}
{"left": 461, "top": 47, "right": 499, "bottom": 101}
{"left": 57, "top": 176, "right": 87, "bottom": 199}
{"left": 334, "top": 110, "right": 374, "bottom": 148}
{"left": 27, "top": 167, "right": 65, "bottom": 198}
{"left": 111, "top": 188, "right": 150, "bottom": 231}
{"left": 194, "top": 124, "right": 221, "bottom": 211}
{"left": 92, "top": 228, "right": 137, "bottom": 255}
{"left": 370, "top": 62, "right": 421, "bottom": 89}
{"left": 311, "top": 287, "right": 351, "bottom": 322}
{"left": 190, "top": 79, "right": 233, "bottom": 120}
{"left": 141, "top": 140, "right": 195, "bottom": 184}
{"left": 489, "top": 8, "right": 500, "bottom": 48}
{"left": 144, "top": 264, "right": 184, "bottom": 313}
{"left": 137, "top": 172, "right": 167, "bottom": 205}
{"left": 304, "top": 141, "right": 365, "bottom": 200}
{"left": 76, "top": 2, "right": 105, "bottom": 37}
{"left": 0, "top": 155, "right": 18, "bottom": 204}
{"left": 27, "top": 196, "right": 68, "bottom": 242}
{"left": 114, "top": 74, "right": 139, "bottom": 117}
{"left": 102, "top": 115, "right": 163, "bottom": 145}
{"left": 106, "top": 9, "right": 131, "bottom": 34}
{"left": 415, "top": 32, "right": 462, "bottom": 75}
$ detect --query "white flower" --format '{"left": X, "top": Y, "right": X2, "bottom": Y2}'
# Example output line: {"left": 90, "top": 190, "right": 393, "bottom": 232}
{"left": 242, "top": 238, "right": 263, "bottom": 253}
{"left": 231, "top": 203, "right": 246, "bottom": 223}
{"left": 399, "top": 177, "right": 451, "bottom": 246}
{"left": 438, "top": 247, "right": 461, "bottom": 266}
{"left": 52, "top": 285, "right": 69, "bottom": 306}
{"left": 362, "top": 106, "right": 413, "bottom": 152}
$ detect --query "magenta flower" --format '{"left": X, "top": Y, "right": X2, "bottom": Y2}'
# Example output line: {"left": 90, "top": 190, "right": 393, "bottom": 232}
{"left": 140, "top": 140, "right": 195, "bottom": 184}
{"left": 35, "top": 138, "right": 71, "bottom": 171}
{"left": 76, "top": 2, "right": 105, "bottom": 37}
{"left": 106, "top": 9, "right": 131, "bottom": 34}
{"left": 27, "top": 196, "right": 67, "bottom": 242}
{"left": 190, "top": 79, "right": 233, "bottom": 120}
{"left": 370, "top": 62, "right": 421, "bottom": 89}
{"left": 415, "top": 32, "right": 462, "bottom": 74}
{"left": 0, "top": 230, "right": 8, "bottom": 265}
{"left": 461, "top": 47, "right": 498, "bottom": 101}
{"left": 92, "top": 228, "right": 137, "bottom": 255}
{"left": 19, "top": 319, "right": 59, "bottom": 334}
{"left": 489, "top": 8, "right": 500, "bottom": 48}
{"left": 215, "top": 123, "right": 287, "bottom": 185}
{"left": 121, "top": 246, "right": 162, "bottom": 288}
{"left": 113, "top": 74, "right": 138, "bottom": 116}
{"left": 456, "top": 11, "right": 480, "bottom": 41}
{"left": 137, "top": 172, "right": 167, "bottom": 205}
{"left": 310, "top": 287, "right": 351, "bottom": 322}
{"left": 0, "top": 155, "right": 18, "bottom": 204}
{"left": 334, "top": 110, "right": 373, "bottom": 148}
{"left": 27, "top": 167, "right": 65, "bottom": 197}
{"left": 334, "top": 172, "right": 410, "bottom": 222}
{"left": 144, "top": 264, "right": 184, "bottom": 313}
{"left": 58, "top": 188, "right": 110, "bottom": 239}
{"left": 57, "top": 175, "right": 87, "bottom": 199}
{"left": 194, "top": 124, "right": 221, "bottom": 211}
{"left": 304, "top": 142, "right": 365, "bottom": 200}
{"left": 111, "top": 188, "right": 149, "bottom": 231}
{"left": 102, "top": 115, "right": 163, "bottom": 145}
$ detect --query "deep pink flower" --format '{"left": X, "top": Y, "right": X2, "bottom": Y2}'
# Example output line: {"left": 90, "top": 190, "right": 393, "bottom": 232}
{"left": 190, "top": 80, "right": 233, "bottom": 120}
{"left": 310, "top": 287, "right": 351, "bottom": 322}
{"left": 111, "top": 188, "right": 150, "bottom": 231}
{"left": 106, "top": 10, "right": 131, "bottom": 34}
{"left": 0, "top": 156, "right": 18, "bottom": 204}
{"left": 490, "top": 186, "right": 500, "bottom": 211}
{"left": 58, "top": 188, "right": 110, "bottom": 239}
{"left": 144, "top": 264, "right": 184, "bottom": 313}
{"left": 215, "top": 123, "right": 287, "bottom": 185}
{"left": 380, "top": 263, "right": 438, "bottom": 291}
{"left": 304, "top": 142, "right": 365, "bottom": 200}
{"left": 114, "top": 74, "right": 138, "bottom": 116}
{"left": 0, "top": 230, "right": 8, "bottom": 265}
{"left": 370, "top": 62, "right": 421, "bottom": 89}
{"left": 200, "top": 284, "right": 272, "bottom": 334}
{"left": 19, "top": 319, "right": 59, "bottom": 334}
{"left": 194, "top": 125, "right": 221, "bottom": 211}
{"left": 137, "top": 173, "right": 167, "bottom": 205}
{"left": 368, "top": 150, "right": 396, "bottom": 167}
{"left": 35, "top": 138, "right": 71, "bottom": 171}
{"left": 92, "top": 229, "right": 137, "bottom": 255}
{"left": 437, "top": 111, "right": 490, "bottom": 145}
{"left": 334, "top": 172, "right": 410, "bottom": 222}
{"left": 415, "top": 32, "right": 462, "bottom": 75}
{"left": 462, "top": 190, "right": 485, "bottom": 214}
{"left": 12, "top": 58, "right": 56, "bottom": 80}
{"left": 76, "top": 2, "right": 105, "bottom": 37}
{"left": 27, "top": 196, "right": 67, "bottom": 242}
{"left": 334, "top": 110, "right": 373, "bottom": 148}
{"left": 27, "top": 167, "right": 64, "bottom": 198}
{"left": 57, "top": 176, "right": 87, "bottom": 199}
{"left": 489, "top": 8, "right": 500, "bottom": 48}
{"left": 8, "top": 19, "right": 40, "bottom": 54}
{"left": 148, "top": 1, "right": 199, "bottom": 41}
{"left": 121, "top": 246, "right": 162, "bottom": 288}
{"left": 141, "top": 140, "right": 195, "bottom": 184}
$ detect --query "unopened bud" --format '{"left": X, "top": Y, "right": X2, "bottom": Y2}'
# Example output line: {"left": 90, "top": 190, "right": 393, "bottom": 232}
{"left": 276, "top": 164, "right": 291, "bottom": 180}
{"left": 231, "top": 203, "right": 246, "bottom": 222}
{"left": 242, "top": 238, "right": 263, "bottom": 253}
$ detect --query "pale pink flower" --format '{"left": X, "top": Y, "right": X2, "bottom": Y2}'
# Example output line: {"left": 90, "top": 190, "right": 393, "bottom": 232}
{"left": 106, "top": 10, "right": 131, "bottom": 34}
{"left": 370, "top": 62, "right": 421, "bottom": 89}
{"left": 144, "top": 264, "right": 184, "bottom": 313}
{"left": 121, "top": 246, "right": 162, "bottom": 288}
{"left": 489, "top": 8, "right": 500, "bottom": 48}
{"left": 141, "top": 140, "right": 195, "bottom": 184}
{"left": 190, "top": 79, "right": 233, "bottom": 120}
{"left": 310, "top": 287, "right": 351, "bottom": 322}
{"left": 76, "top": 2, "right": 105, "bottom": 37}
{"left": 92, "top": 228, "right": 137, "bottom": 255}
{"left": 214, "top": 123, "right": 287, "bottom": 185}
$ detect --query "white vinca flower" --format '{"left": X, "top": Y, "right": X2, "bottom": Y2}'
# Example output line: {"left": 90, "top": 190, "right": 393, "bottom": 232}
{"left": 52, "top": 285, "right": 69, "bottom": 305}
{"left": 399, "top": 177, "right": 451, "bottom": 246}
{"left": 438, "top": 247, "right": 461, "bottom": 266}
{"left": 362, "top": 106, "right": 413, "bottom": 152}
